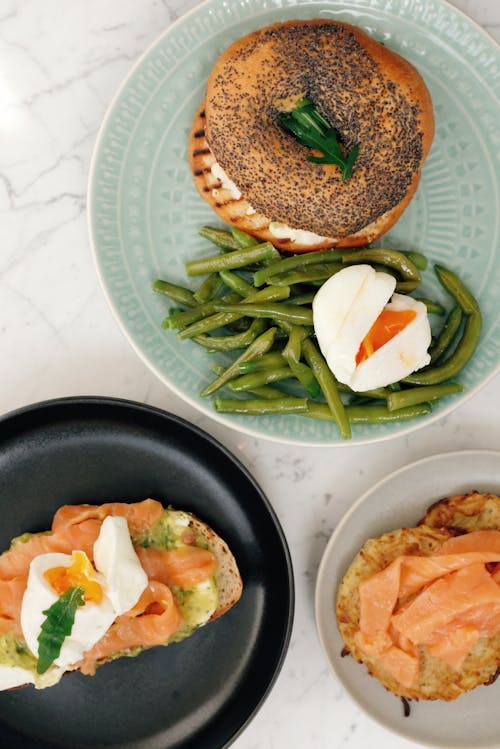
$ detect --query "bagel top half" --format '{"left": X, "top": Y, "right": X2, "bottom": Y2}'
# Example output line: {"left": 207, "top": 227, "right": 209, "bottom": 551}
{"left": 193, "top": 19, "right": 434, "bottom": 251}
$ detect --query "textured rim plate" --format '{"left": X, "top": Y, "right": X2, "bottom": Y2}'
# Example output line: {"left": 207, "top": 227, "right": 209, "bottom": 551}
{"left": 0, "top": 397, "right": 294, "bottom": 749}
{"left": 315, "top": 449, "right": 500, "bottom": 749}
{"left": 88, "top": 0, "right": 500, "bottom": 446}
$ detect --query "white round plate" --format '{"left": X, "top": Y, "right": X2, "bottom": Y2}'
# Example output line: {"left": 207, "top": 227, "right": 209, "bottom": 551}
{"left": 315, "top": 449, "right": 500, "bottom": 748}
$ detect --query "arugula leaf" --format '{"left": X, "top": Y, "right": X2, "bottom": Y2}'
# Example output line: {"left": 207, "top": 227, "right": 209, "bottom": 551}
{"left": 37, "top": 585, "right": 85, "bottom": 674}
{"left": 279, "top": 98, "right": 358, "bottom": 181}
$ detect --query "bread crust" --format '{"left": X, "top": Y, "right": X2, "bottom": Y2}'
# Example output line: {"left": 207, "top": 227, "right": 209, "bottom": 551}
{"left": 198, "top": 19, "right": 434, "bottom": 247}
{"left": 336, "top": 512, "right": 500, "bottom": 701}
{"left": 187, "top": 514, "right": 243, "bottom": 621}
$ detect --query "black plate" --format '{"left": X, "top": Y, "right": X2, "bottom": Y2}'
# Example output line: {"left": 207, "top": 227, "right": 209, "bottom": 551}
{"left": 0, "top": 397, "right": 294, "bottom": 749}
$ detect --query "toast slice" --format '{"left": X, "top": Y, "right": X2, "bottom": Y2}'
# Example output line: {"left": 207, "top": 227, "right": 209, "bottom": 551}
{"left": 0, "top": 500, "right": 242, "bottom": 689}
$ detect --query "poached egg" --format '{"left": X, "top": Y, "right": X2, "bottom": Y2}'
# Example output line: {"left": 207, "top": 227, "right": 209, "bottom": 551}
{"left": 313, "top": 264, "right": 431, "bottom": 391}
{"left": 20, "top": 516, "right": 147, "bottom": 673}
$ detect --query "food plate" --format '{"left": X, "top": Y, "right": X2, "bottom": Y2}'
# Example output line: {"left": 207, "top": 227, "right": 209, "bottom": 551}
{"left": 0, "top": 397, "right": 293, "bottom": 749}
{"left": 315, "top": 449, "right": 500, "bottom": 748}
{"left": 88, "top": 0, "right": 500, "bottom": 445}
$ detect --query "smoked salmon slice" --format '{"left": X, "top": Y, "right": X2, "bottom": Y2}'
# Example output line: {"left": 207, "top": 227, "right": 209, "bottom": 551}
{"left": 77, "top": 581, "right": 184, "bottom": 675}
{"left": 0, "top": 533, "right": 69, "bottom": 580}
{"left": 354, "top": 530, "right": 500, "bottom": 687}
{"left": 51, "top": 499, "right": 163, "bottom": 537}
{"left": 0, "top": 576, "right": 27, "bottom": 637}
{"left": 136, "top": 546, "right": 217, "bottom": 589}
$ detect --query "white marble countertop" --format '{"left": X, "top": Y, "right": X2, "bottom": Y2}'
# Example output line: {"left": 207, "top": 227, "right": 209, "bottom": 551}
{"left": 1, "top": 1, "right": 499, "bottom": 747}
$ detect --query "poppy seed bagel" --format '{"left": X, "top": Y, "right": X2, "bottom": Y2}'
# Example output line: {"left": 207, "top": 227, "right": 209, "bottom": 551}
{"left": 195, "top": 19, "right": 434, "bottom": 251}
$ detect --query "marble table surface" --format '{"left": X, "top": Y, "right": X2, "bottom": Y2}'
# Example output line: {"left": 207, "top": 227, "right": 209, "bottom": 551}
{"left": 1, "top": 1, "right": 499, "bottom": 747}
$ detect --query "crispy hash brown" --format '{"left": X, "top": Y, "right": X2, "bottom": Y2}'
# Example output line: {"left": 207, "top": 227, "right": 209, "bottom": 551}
{"left": 421, "top": 492, "right": 500, "bottom": 533}
{"left": 336, "top": 493, "right": 500, "bottom": 701}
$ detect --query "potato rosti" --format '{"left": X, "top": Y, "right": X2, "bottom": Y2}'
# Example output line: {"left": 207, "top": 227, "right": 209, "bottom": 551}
{"left": 336, "top": 496, "right": 500, "bottom": 701}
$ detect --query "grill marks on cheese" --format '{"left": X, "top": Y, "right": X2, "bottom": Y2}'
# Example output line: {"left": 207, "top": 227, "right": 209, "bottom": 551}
{"left": 355, "top": 530, "right": 500, "bottom": 687}
{"left": 0, "top": 500, "right": 218, "bottom": 669}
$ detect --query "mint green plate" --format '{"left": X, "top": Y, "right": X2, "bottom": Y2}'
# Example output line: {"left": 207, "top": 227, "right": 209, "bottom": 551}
{"left": 88, "top": 0, "right": 500, "bottom": 446}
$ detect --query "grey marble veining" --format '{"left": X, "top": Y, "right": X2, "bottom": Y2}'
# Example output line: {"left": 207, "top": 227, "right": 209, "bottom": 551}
{"left": 0, "top": 1, "right": 499, "bottom": 747}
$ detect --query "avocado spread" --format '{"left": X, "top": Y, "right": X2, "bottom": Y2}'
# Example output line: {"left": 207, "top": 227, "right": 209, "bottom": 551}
{"left": 134, "top": 509, "right": 218, "bottom": 641}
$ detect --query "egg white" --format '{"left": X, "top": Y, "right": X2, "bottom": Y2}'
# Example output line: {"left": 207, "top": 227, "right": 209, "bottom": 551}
{"left": 313, "top": 265, "right": 431, "bottom": 391}
{"left": 94, "top": 516, "right": 148, "bottom": 616}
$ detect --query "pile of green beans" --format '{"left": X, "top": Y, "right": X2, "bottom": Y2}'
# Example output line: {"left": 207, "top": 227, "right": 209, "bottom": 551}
{"left": 152, "top": 225, "right": 482, "bottom": 439}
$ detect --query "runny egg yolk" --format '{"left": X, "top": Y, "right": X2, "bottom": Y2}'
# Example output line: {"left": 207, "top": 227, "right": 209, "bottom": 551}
{"left": 44, "top": 551, "right": 103, "bottom": 604}
{"left": 355, "top": 308, "right": 417, "bottom": 366}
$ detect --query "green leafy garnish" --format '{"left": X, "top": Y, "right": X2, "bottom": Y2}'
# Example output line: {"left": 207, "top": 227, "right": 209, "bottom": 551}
{"left": 37, "top": 586, "right": 85, "bottom": 674}
{"left": 279, "top": 98, "right": 358, "bottom": 181}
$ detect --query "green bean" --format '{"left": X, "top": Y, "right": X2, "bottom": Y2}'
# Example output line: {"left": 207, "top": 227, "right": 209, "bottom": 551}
{"left": 231, "top": 227, "right": 260, "bottom": 248}
{"left": 238, "top": 352, "right": 286, "bottom": 374}
{"left": 282, "top": 325, "right": 307, "bottom": 362}
{"left": 340, "top": 248, "right": 421, "bottom": 283}
{"left": 225, "top": 318, "right": 252, "bottom": 333}
{"left": 347, "top": 403, "right": 431, "bottom": 422}
{"left": 414, "top": 298, "right": 446, "bottom": 316}
{"left": 333, "top": 382, "right": 390, "bottom": 401}
{"left": 429, "top": 306, "right": 463, "bottom": 363}
{"left": 387, "top": 382, "right": 464, "bottom": 411}
{"left": 186, "top": 242, "right": 280, "bottom": 276}
{"left": 434, "top": 264, "right": 480, "bottom": 315}
{"left": 282, "top": 325, "right": 320, "bottom": 398}
{"left": 403, "top": 265, "right": 481, "bottom": 385}
{"left": 403, "top": 250, "right": 428, "bottom": 271}
{"left": 165, "top": 293, "right": 241, "bottom": 330}
{"left": 302, "top": 338, "right": 351, "bottom": 439}
{"left": 387, "top": 382, "right": 402, "bottom": 392}
{"left": 266, "top": 263, "right": 344, "bottom": 287}
{"left": 214, "top": 302, "right": 313, "bottom": 327}
{"left": 200, "top": 328, "right": 277, "bottom": 397}
{"left": 199, "top": 226, "right": 240, "bottom": 250}
{"left": 218, "top": 270, "right": 253, "bottom": 296}
{"left": 165, "top": 306, "right": 184, "bottom": 318}
{"left": 193, "top": 273, "right": 226, "bottom": 304}
{"left": 179, "top": 287, "right": 290, "bottom": 340}
{"left": 305, "top": 401, "right": 432, "bottom": 423}
{"left": 192, "top": 319, "right": 266, "bottom": 351}
{"left": 214, "top": 396, "right": 308, "bottom": 415}
{"left": 253, "top": 248, "right": 344, "bottom": 286}
{"left": 348, "top": 395, "right": 380, "bottom": 406}
{"left": 395, "top": 281, "right": 420, "bottom": 293}
{"left": 404, "top": 315, "right": 481, "bottom": 385}
{"left": 289, "top": 291, "right": 316, "bottom": 306}
{"left": 228, "top": 383, "right": 284, "bottom": 399}
{"left": 228, "top": 367, "right": 295, "bottom": 392}
{"left": 213, "top": 363, "right": 284, "bottom": 398}
{"left": 152, "top": 280, "right": 197, "bottom": 308}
